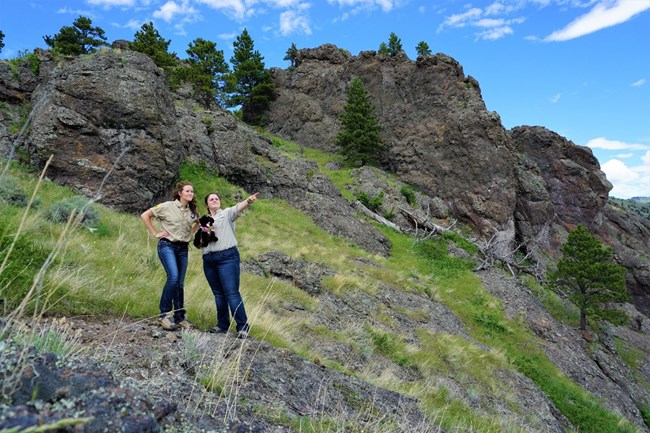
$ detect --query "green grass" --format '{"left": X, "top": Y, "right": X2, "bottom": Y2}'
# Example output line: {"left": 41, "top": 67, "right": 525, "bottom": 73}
{"left": 0, "top": 159, "right": 643, "bottom": 433}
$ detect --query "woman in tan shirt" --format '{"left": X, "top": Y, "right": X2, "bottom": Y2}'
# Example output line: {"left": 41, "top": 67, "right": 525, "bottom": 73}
{"left": 141, "top": 181, "right": 199, "bottom": 331}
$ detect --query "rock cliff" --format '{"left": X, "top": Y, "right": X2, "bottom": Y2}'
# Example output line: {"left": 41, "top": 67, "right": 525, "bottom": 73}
{"left": 262, "top": 44, "right": 649, "bottom": 314}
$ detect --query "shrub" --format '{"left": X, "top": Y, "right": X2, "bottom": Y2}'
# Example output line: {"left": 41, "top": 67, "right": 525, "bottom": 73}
{"left": 0, "top": 177, "right": 28, "bottom": 206}
{"left": 400, "top": 185, "right": 417, "bottom": 206}
{"left": 46, "top": 196, "right": 99, "bottom": 226}
{"left": 356, "top": 190, "right": 383, "bottom": 212}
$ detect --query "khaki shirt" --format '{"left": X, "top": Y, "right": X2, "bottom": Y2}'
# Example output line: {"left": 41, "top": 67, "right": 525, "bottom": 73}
{"left": 151, "top": 200, "right": 198, "bottom": 243}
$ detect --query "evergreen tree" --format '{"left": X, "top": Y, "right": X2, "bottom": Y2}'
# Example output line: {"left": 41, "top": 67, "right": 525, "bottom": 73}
{"left": 182, "top": 38, "right": 229, "bottom": 108}
{"left": 335, "top": 76, "right": 383, "bottom": 165}
{"left": 0, "top": 30, "right": 5, "bottom": 54}
{"left": 129, "top": 22, "right": 177, "bottom": 69}
{"left": 225, "top": 28, "right": 274, "bottom": 125}
{"left": 43, "top": 16, "right": 108, "bottom": 55}
{"left": 416, "top": 41, "right": 432, "bottom": 58}
{"left": 377, "top": 42, "right": 389, "bottom": 56}
{"left": 550, "top": 225, "right": 628, "bottom": 330}
{"left": 284, "top": 42, "right": 298, "bottom": 68}
{"left": 387, "top": 32, "right": 402, "bottom": 56}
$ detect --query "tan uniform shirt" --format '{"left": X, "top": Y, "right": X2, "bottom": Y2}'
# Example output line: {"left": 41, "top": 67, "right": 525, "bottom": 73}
{"left": 151, "top": 199, "right": 198, "bottom": 243}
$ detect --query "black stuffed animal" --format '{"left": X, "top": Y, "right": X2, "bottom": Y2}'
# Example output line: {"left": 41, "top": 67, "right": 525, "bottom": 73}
{"left": 193, "top": 215, "right": 218, "bottom": 248}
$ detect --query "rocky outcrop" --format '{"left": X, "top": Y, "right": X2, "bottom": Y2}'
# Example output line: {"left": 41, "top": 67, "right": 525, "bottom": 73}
{"left": 265, "top": 45, "right": 517, "bottom": 256}
{"left": 173, "top": 86, "right": 390, "bottom": 255}
{"left": 263, "top": 45, "right": 650, "bottom": 314}
{"left": 600, "top": 205, "right": 650, "bottom": 316}
{"left": 25, "top": 50, "right": 183, "bottom": 212}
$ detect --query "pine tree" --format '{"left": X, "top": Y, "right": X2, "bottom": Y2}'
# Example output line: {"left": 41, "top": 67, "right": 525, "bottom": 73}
{"left": 377, "top": 42, "right": 389, "bottom": 56}
{"left": 284, "top": 42, "right": 298, "bottom": 68}
{"left": 129, "top": 22, "right": 177, "bottom": 69}
{"left": 43, "top": 16, "right": 108, "bottom": 55}
{"left": 335, "top": 76, "right": 383, "bottom": 165}
{"left": 416, "top": 41, "right": 432, "bottom": 58}
{"left": 182, "top": 38, "right": 229, "bottom": 108}
{"left": 387, "top": 32, "right": 402, "bottom": 56}
{"left": 225, "top": 29, "right": 274, "bottom": 125}
{"left": 550, "top": 225, "right": 628, "bottom": 330}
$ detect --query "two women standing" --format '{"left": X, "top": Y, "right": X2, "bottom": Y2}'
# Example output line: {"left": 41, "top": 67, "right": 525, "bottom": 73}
{"left": 141, "top": 181, "right": 257, "bottom": 337}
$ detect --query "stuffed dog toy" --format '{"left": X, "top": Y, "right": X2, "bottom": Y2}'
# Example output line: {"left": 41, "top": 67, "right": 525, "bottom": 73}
{"left": 193, "top": 215, "right": 218, "bottom": 248}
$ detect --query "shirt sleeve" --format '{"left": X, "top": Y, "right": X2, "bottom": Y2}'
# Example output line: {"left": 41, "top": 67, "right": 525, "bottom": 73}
{"left": 225, "top": 205, "right": 243, "bottom": 222}
{"left": 151, "top": 201, "right": 170, "bottom": 219}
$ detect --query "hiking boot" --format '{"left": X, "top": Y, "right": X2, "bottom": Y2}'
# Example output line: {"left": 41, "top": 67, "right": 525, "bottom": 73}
{"left": 209, "top": 327, "right": 228, "bottom": 334}
{"left": 176, "top": 319, "right": 193, "bottom": 330}
{"left": 159, "top": 314, "right": 178, "bottom": 331}
{"left": 237, "top": 329, "right": 249, "bottom": 339}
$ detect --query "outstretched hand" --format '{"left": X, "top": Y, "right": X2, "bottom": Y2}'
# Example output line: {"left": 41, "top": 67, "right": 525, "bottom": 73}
{"left": 247, "top": 192, "right": 260, "bottom": 204}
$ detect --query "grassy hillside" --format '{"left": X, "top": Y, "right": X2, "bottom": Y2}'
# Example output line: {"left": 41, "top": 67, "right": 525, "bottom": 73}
{"left": 609, "top": 197, "right": 650, "bottom": 221}
{"left": 0, "top": 152, "right": 643, "bottom": 433}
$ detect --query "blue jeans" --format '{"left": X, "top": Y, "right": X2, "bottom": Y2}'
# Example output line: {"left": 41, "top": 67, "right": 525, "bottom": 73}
{"left": 202, "top": 247, "right": 249, "bottom": 332}
{"left": 157, "top": 238, "right": 188, "bottom": 322}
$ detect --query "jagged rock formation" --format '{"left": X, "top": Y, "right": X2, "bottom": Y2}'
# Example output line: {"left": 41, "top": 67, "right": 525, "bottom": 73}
{"left": 266, "top": 45, "right": 517, "bottom": 258}
{"left": 262, "top": 44, "right": 649, "bottom": 314}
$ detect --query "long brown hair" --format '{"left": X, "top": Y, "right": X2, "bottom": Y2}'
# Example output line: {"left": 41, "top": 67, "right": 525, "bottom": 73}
{"left": 173, "top": 181, "right": 198, "bottom": 215}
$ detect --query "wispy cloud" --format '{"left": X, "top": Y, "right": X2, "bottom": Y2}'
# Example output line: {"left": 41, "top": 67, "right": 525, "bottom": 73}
{"left": 438, "top": 5, "right": 525, "bottom": 40}
{"left": 550, "top": 93, "right": 561, "bottom": 103}
{"left": 121, "top": 18, "right": 148, "bottom": 31}
{"left": 196, "top": 0, "right": 248, "bottom": 21}
{"left": 87, "top": 0, "right": 137, "bottom": 6}
{"left": 586, "top": 137, "right": 650, "bottom": 151}
{"left": 56, "top": 7, "right": 97, "bottom": 19}
{"left": 545, "top": 0, "right": 650, "bottom": 42}
{"left": 631, "top": 78, "right": 646, "bottom": 87}
{"left": 153, "top": 0, "right": 199, "bottom": 22}
{"left": 279, "top": 6, "right": 312, "bottom": 36}
{"left": 326, "top": 0, "right": 398, "bottom": 13}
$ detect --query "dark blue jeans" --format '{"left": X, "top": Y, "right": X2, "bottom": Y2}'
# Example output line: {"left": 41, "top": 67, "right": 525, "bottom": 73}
{"left": 157, "top": 238, "right": 188, "bottom": 322}
{"left": 202, "top": 247, "right": 249, "bottom": 332}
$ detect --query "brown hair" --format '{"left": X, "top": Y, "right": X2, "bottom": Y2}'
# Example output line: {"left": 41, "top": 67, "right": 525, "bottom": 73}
{"left": 173, "top": 181, "right": 198, "bottom": 215}
{"left": 204, "top": 192, "right": 219, "bottom": 213}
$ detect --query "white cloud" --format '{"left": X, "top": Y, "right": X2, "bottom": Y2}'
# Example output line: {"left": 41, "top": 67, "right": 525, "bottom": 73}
{"left": 631, "top": 78, "right": 646, "bottom": 87}
{"left": 615, "top": 152, "right": 634, "bottom": 158}
{"left": 550, "top": 93, "right": 561, "bottom": 103}
{"left": 545, "top": 0, "right": 650, "bottom": 42}
{"left": 56, "top": 8, "right": 97, "bottom": 19}
{"left": 196, "top": 0, "right": 247, "bottom": 20}
{"left": 602, "top": 159, "right": 639, "bottom": 183}
{"left": 327, "top": 0, "right": 395, "bottom": 11}
{"left": 477, "top": 26, "right": 513, "bottom": 40}
{"left": 153, "top": 1, "right": 188, "bottom": 21}
{"left": 279, "top": 8, "right": 312, "bottom": 35}
{"left": 439, "top": 5, "right": 524, "bottom": 39}
{"left": 441, "top": 7, "right": 482, "bottom": 28}
{"left": 603, "top": 153, "right": 650, "bottom": 198}
{"left": 586, "top": 137, "right": 650, "bottom": 151}
{"left": 123, "top": 18, "right": 148, "bottom": 30}
{"left": 87, "top": 0, "right": 136, "bottom": 6}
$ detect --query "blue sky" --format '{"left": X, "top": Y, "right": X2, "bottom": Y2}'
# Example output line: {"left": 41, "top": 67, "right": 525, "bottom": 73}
{"left": 1, "top": 0, "right": 649, "bottom": 198}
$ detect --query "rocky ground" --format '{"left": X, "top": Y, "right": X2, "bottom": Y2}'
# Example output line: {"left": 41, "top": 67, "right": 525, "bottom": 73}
{"left": 0, "top": 315, "right": 430, "bottom": 433}
{"left": 1, "top": 265, "right": 648, "bottom": 433}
